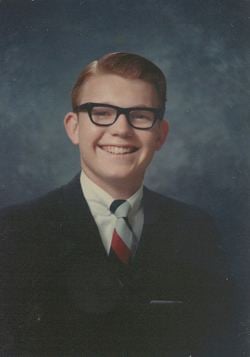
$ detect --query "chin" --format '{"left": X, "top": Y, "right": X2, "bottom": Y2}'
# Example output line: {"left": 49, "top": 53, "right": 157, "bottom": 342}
{"left": 105, "top": 171, "right": 143, "bottom": 186}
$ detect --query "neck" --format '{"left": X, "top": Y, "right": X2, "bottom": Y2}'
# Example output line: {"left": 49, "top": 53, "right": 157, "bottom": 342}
{"left": 83, "top": 171, "right": 143, "bottom": 199}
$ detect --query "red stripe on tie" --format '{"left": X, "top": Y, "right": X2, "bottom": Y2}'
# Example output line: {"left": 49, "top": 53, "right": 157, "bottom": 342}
{"left": 111, "top": 229, "right": 132, "bottom": 264}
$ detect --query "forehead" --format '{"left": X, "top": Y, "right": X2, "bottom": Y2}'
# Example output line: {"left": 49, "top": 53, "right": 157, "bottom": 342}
{"left": 77, "top": 73, "right": 160, "bottom": 107}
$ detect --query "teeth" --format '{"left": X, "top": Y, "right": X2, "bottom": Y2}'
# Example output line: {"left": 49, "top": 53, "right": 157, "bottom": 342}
{"left": 101, "top": 146, "right": 136, "bottom": 154}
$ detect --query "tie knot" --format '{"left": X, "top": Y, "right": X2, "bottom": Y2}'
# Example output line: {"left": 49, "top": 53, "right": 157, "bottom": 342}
{"left": 110, "top": 199, "right": 131, "bottom": 218}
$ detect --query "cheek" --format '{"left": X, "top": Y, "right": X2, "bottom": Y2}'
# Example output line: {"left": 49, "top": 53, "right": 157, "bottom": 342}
{"left": 78, "top": 124, "right": 100, "bottom": 145}
{"left": 140, "top": 132, "right": 160, "bottom": 151}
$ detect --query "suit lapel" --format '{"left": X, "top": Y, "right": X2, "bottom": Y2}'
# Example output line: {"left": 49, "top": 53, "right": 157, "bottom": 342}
{"left": 134, "top": 187, "right": 171, "bottom": 262}
{"left": 60, "top": 173, "right": 108, "bottom": 261}
{"left": 132, "top": 186, "right": 185, "bottom": 293}
{"left": 59, "top": 174, "right": 124, "bottom": 314}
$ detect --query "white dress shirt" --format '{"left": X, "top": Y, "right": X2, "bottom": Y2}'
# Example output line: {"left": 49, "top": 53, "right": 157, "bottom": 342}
{"left": 80, "top": 171, "right": 144, "bottom": 254}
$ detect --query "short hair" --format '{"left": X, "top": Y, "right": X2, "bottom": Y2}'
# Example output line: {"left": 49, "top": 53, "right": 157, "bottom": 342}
{"left": 71, "top": 52, "right": 167, "bottom": 111}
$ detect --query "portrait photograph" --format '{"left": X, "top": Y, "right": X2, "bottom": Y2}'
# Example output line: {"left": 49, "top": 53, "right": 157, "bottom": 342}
{"left": 0, "top": 0, "right": 249, "bottom": 355}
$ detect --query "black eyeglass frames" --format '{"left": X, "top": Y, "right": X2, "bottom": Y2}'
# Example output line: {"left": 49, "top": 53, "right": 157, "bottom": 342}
{"left": 74, "top": 102, "right": 164, "bottom": 130}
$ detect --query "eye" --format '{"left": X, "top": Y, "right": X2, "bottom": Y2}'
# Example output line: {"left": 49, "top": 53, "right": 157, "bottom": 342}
{"left": 91, "top": 106, "right": 117, "bottom": 124}
{"left": 92, "top": 108, "right": 114, "bottom": 117}
{"left": 130, "top": 110, "right": 154, "bottom": 122}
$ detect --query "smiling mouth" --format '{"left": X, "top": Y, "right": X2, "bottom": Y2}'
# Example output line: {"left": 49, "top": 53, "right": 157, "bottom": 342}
{"left": 99, "top": 145, "right": 138, "bottom": 155}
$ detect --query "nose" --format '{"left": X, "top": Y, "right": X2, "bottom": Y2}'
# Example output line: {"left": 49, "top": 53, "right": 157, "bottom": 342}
{"left": 110, "top": 113, "right": 133, "bottom": 136}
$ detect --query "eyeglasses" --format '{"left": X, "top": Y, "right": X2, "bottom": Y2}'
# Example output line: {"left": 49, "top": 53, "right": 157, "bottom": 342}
{"left": 74, "top": 102, "right": 164, "bottom": 130}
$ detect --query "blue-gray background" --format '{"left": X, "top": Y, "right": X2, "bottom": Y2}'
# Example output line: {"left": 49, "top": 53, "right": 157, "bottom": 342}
{"left": 0, "top": 0, "right": 249, "bottom": 313}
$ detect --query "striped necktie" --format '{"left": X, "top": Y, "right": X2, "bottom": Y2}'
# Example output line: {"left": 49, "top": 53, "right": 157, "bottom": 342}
{"left": 109, "top": 199, "right": 135, "bottom": 264}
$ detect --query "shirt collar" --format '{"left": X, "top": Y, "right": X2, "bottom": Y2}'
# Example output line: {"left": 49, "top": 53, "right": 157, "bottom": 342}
{"left": 80, "top": 170, "right": 143, "bottom": 217}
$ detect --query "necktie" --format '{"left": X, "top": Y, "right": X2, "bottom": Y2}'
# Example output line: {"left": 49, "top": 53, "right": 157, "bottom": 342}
{"left": 110, "top": 199, "right": 135, "bottom": 264}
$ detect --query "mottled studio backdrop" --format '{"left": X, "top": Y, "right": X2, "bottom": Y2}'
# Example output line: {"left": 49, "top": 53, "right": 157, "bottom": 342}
{"left": 0, "top": 0, "right": 249, "bottom": 302}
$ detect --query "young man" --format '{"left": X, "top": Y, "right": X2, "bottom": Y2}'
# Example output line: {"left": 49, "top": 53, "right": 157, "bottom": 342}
{"left": 0, "top": 53, "right": 233, "bottom": 356}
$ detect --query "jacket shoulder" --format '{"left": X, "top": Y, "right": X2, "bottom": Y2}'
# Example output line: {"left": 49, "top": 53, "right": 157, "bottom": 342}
{"left": 144, "top": 186, "right": 215, "bottom": 223}
{"left": 0, "top": 185, "right": 65, "bottom": 227}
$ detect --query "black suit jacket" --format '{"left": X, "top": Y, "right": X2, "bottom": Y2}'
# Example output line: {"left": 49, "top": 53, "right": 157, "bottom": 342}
{"left": 0, "top": 174, "right": 234, "bottom": 356}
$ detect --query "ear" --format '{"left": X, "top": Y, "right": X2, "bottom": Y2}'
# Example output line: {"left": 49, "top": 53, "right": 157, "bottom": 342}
{"left": 64, "top": 112, "right": 80, "bottom": 145}
{"left": 155, "top": 119, "right": 169, "bottom": 150}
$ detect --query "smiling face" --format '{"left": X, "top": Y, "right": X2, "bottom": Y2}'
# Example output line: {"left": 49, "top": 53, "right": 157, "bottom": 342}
{"left": 64, "top": 73, "right": 168, "bottom": 198}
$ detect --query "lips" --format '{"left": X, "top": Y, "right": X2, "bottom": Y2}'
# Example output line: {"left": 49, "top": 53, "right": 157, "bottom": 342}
{"left": 99, "top": 145, "right": 138, "bottom": 155}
